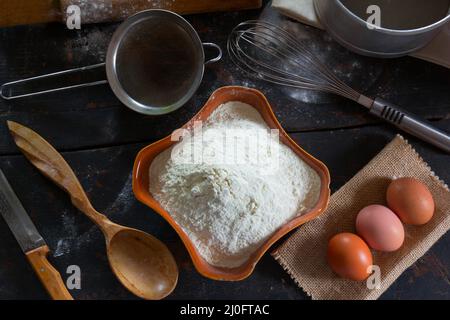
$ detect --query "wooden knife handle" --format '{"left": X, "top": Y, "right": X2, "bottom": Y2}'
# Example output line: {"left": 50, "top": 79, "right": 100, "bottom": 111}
{"left": 26, "top": 245, "right": 74, "bottom": 300}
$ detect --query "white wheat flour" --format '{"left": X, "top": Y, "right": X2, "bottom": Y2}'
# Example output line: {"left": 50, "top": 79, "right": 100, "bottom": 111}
{"left": 149, "top": 101, "right": 321, "bottom": 268}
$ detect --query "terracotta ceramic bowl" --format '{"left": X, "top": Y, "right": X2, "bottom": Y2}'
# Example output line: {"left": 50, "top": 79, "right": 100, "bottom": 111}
{"left": 133, "top": 86, "right": 330, "bottom": 281}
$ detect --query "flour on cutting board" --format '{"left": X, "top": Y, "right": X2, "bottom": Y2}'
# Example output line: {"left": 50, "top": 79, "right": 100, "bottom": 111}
{"left": 53, "top": 211, "right": 78, "bottom": 257}
{"left": 64, "top": 0, "right": 177, "bottom": 23}
{"left": 53, "top": 174, "right": 133, "bottom": 257}
{"left": 106, "top": 173, "right": 134, "bottom": 214}
{"left": 64, "top": 26, "right": 113, "bottom": 64}
{"left": 54, "top": 239, "right": 71, "bottom": 257}
{"left": 150, "top": 101, "right": 321, "bottom": 268}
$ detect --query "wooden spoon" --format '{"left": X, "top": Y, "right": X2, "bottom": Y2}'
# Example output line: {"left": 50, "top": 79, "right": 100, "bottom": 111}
{"left": 7, "top": 121, "right": 178, "bottom": 300}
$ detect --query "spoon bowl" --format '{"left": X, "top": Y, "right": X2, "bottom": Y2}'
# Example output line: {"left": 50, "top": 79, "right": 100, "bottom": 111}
{"left": 107, "top": 227, "right": 178, "bottom": 300}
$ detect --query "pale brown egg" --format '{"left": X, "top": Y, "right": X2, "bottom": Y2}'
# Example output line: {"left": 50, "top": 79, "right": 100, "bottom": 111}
{"left": 327, "top": 233, "right": 373, "bottom": 281}
{"left": 387, "top": 177, "right": 434, "bottom": 225}
{"left": 356, "top": 205, "right": 405, "bottom": 252}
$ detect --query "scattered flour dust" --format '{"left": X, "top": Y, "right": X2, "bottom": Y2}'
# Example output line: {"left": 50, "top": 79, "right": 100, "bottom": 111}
{"left": 65, "top": 0, "right": 177, "bottom": 23}
{"left": 149, "top": 101, "right": 321, "bottom": 268}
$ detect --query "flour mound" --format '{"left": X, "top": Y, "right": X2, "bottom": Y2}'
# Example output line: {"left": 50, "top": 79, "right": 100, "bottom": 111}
{"left": 149, "top": 101, "right": 321, "bottom": 268}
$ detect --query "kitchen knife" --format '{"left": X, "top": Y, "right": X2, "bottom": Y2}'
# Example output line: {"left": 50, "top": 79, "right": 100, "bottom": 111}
{"left": 0, "top": 170, "right": 73, "bottom": 300}
{"left": 0, "top": 0, "right": 262, "bottom": 27}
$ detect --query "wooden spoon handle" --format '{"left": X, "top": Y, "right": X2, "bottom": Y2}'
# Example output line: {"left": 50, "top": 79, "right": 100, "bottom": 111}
{"left": 26, "top": 245, "right": 74, "bottom": 300}
{"left": 7, "top": 121, "right": 106, "bottom": 225}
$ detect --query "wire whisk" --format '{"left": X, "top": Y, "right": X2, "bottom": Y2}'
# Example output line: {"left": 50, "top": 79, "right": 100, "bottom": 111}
{"left": 227, "top": 20, "right": 450, "bottom": 153}
{"left": 228, "top": 20, "right": 364, "bottom": 103}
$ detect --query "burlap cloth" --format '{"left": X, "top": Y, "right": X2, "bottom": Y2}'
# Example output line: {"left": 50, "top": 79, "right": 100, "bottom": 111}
{"left": 272, "top": 135, "right": 450, "bottom": 300}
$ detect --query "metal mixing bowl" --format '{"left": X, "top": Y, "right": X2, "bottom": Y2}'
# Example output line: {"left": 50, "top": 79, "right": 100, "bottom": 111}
{"left": 315, "top": 0, "right": 450, "bottom": 57}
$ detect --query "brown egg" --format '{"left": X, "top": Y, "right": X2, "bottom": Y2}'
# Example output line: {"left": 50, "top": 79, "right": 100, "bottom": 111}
{"left": 387, "top": 177, "right": 434, "bottom": 225}
{"left": 327, "top": 233, "right": 373, "bottom": 281}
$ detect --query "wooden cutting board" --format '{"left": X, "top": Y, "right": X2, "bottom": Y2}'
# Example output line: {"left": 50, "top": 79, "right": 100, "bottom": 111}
{"left": 0, "top": 0, "right": 262, "bottom": 27}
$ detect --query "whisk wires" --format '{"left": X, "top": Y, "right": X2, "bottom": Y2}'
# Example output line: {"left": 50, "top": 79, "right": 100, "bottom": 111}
{"left": 228, "top": 20, "right": 362, "bottom": 102}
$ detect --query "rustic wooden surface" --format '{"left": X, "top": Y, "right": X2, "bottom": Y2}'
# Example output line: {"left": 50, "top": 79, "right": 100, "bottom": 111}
{"left": 0, "top": 2, "right": 449, "bottom": 300}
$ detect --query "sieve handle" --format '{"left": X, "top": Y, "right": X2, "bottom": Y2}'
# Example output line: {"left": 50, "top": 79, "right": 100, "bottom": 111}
{"left": 370, "top": 97, "right": 450, "bottom": 153}
{"left": 202, "top": 43, "right": 223, "bottom": 65}
{"left": 0, "top": 63, "right": 107, "bottom": 100}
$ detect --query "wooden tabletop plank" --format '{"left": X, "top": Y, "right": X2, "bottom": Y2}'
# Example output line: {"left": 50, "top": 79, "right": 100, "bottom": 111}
{"left": 1, "top": 10, "right": 449, "bottom": 154}
{"left": 0, "top": 123, "right": 448, "bottom": 299}
{"left": 0, "top": 0, "right": 448, "bottom": 300}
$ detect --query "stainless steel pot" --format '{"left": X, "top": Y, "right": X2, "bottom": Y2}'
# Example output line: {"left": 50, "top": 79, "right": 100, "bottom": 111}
{"left": 314, "top": 0, "right": 450, "bottom": 57}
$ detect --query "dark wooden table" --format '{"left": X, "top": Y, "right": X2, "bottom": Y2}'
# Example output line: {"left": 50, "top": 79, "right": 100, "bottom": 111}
{"left": 0, "top": 3, "right": 449, "bottom": 300}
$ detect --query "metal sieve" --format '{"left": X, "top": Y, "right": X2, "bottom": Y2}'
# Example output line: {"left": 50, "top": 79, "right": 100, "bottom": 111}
{"left": 0, "top": 10, "right": 222, "bottom": 115}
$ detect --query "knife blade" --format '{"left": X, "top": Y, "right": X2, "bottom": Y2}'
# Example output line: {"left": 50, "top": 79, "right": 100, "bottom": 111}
{"left": 0, "top": 170, "right": 46, "bottom": 253}
{"left": 0, "top": 169, "right": 73, "bottom": 300}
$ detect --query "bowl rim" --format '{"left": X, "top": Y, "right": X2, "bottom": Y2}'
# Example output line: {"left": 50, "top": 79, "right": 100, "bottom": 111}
{"left": 333, "top": 0, "right": 450, "bottom": 35}
{"left": 132, "top": 86, "right": 331, "bottom": 281}
{"left": 106, "top": 9, "right": 205, "bottom": 115}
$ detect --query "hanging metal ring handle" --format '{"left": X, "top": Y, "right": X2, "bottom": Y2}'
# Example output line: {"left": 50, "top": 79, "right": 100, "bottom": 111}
{"left": 203, "top": 42, "right": 223, "bottom": 65}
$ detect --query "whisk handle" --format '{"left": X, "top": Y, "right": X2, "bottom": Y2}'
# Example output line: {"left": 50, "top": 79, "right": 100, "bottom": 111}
{"left": 370, "top": 98, "right": 450, "bottom": 153}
